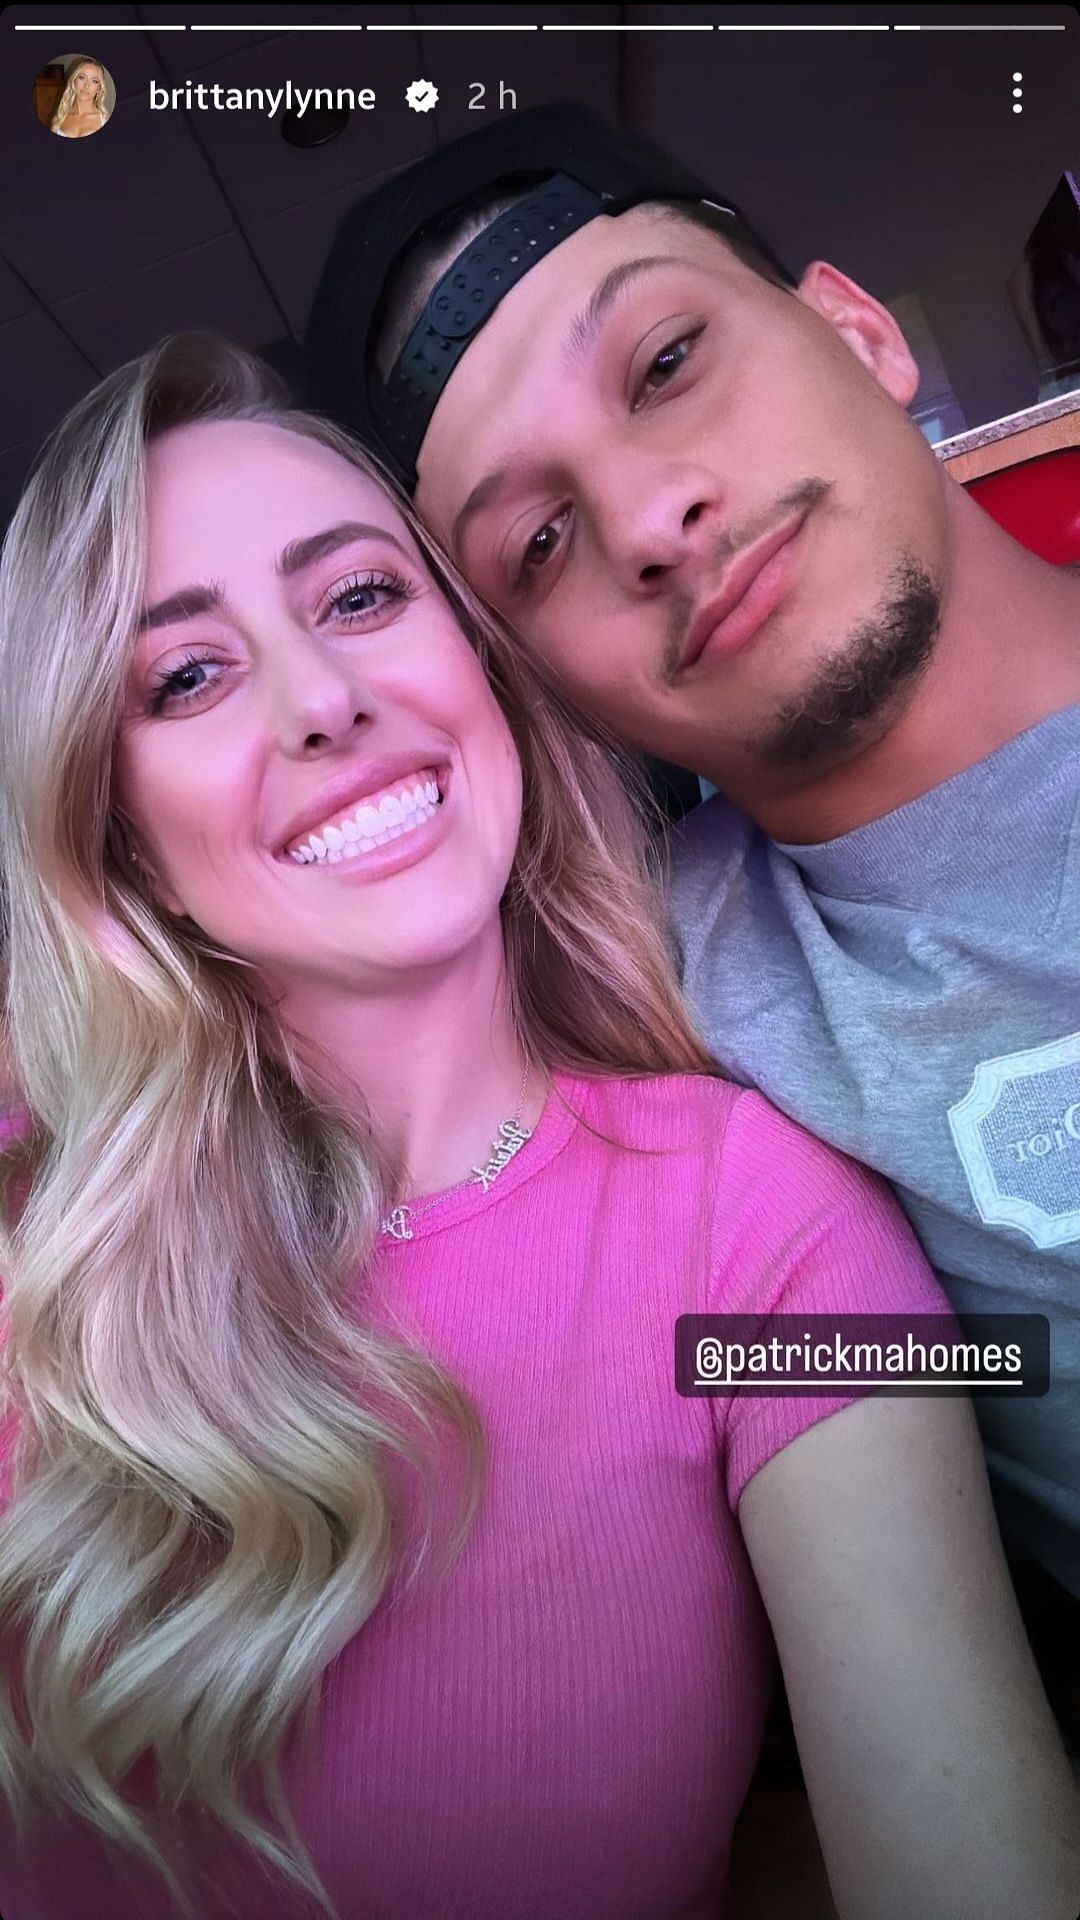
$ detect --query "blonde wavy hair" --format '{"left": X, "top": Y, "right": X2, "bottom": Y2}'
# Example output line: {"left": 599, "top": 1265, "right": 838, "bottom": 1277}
{"left": 0, "top": 333, "right": 715, "bottom": 1920}
{"left": 50, "top": 58, "right": 109, "bottom": 133}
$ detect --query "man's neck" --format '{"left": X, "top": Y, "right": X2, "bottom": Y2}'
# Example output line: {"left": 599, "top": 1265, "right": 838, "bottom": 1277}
{"left": 722, "top": 481, "right": 1080, "bottom": 847}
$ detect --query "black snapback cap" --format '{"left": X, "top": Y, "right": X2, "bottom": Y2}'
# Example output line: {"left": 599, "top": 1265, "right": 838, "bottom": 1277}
{"left": 304, "top": 103, "right": 795, "bottom": 490}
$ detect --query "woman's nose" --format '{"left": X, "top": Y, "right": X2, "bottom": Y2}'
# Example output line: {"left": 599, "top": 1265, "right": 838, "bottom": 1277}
{"left": 266, "top": 634, "right": 377, "bottom": 754}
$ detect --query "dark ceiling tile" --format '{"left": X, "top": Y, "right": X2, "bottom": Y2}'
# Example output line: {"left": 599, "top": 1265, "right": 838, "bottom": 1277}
{"left": 0, "top": 254, "right": 36, "bottom": 325}
{"left": 0, "top": 310, "right": 96, "bottom": 450}
{"left": 246, "top": 163, "right": 409, "bottom": 338}
{"left": 153, "top": 26, "right": 435, "bottom": 225}
{"left": 53, "top": 231, "right": 285, "bottom": 372}
{"left": 0, "top": 109, "right": 234, "bottom": 304}
{"left": 0, "top": 439, "right": 43, "bottom": 533}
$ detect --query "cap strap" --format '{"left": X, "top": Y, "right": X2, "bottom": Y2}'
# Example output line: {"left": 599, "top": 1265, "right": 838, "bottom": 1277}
{"left": 374, "top": 171, "right": 606, "bottom": 475}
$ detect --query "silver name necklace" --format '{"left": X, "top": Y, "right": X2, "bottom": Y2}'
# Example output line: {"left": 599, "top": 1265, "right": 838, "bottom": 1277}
{"left": 379, "top": 1061, "right": 533, "bottom": 1243}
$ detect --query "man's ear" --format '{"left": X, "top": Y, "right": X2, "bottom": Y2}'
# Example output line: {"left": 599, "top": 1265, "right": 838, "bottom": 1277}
{"left": 796, "top": 261, "right": 920, "bottom": 408}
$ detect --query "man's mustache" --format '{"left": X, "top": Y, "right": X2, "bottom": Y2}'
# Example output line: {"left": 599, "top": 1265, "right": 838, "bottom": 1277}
{"left": 663, "top": 478, "right": 831, "bottom": 682}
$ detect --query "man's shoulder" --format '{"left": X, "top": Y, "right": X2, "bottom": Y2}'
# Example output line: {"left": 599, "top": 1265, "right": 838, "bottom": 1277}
{"left": 669, "top": 794, "right": 761, "bottom": 877}
{"left": 667, "top": 795, "right": 767, "bottom": 936}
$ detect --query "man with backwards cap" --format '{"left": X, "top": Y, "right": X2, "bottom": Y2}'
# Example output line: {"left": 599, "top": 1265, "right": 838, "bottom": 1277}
{"left": 306, "top": 106, "right": 1080, "bottom": 1713}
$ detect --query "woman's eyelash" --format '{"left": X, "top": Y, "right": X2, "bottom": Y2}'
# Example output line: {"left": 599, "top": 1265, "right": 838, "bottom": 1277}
{"left": 145, "top": 569, "right": 420, "bottom": 714}
{"left": 147, "top": 651, "right": 217, "bottom": 715}
{"left": 319, "top": 568, "right": 420, "bottom": 623}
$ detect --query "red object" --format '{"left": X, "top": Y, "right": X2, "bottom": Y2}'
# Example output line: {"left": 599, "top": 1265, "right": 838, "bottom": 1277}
{"left": 965, "top": 447, "right": 1080, "bottom": 564}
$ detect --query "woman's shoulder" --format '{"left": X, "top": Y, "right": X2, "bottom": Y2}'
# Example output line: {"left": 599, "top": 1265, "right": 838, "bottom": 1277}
{"left": 573, "top": 1071, "right": 925, "bottom": 1264}
{"left": 568, "top": 1070, "right": 862, "bottom": 1182}
{"left": 564, "top": 1067, "right": 742, "bottom": 1146}
{"left": 560, "top": 1069, "right": 858, "bottom": 1209}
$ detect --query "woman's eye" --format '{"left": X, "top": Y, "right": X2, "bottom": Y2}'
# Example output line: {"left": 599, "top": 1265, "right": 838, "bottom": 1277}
{"left": 145, "top": 571, "right": 419, "bottom": 715}
{"left": 147, "top": 653, "right": 220, "bottom": 715}
{"left": 633, "top": 333, "right": 697, "bottom": 409}
{"left": 321, "top": 569, "right": 418, "bottom": 624}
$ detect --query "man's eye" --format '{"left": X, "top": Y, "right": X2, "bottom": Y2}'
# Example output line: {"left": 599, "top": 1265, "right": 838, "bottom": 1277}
{"left": 633, "top": 333, "right": 697, "bottom": 409}
{"left": 518, "top": 509, "right": 569, "bottom": 579}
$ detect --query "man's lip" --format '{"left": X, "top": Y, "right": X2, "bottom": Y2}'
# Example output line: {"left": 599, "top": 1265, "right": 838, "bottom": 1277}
{"left": 273, "top": 752, "right": 449, "bottom": 855}
{"left": 680, "top": 513, "right": 806, "bottom": 673}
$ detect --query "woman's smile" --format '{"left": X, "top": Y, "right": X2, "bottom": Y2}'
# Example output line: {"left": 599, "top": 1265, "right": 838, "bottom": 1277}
{"left": 113, "top": 417, "right": 523, "bottom": 994}
{"left": 280, "top": 767, "right": 450, "bottom": 880}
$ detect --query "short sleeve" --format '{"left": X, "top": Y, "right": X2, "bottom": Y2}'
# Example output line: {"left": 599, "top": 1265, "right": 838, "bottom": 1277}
{"left": 708, "top": 1089, "right": 950, "bottom": 1513}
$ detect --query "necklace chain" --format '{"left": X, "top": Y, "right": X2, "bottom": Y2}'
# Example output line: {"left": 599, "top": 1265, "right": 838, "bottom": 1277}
{"left": 379, "top": 1061, "right": 533, "bottom": 1242}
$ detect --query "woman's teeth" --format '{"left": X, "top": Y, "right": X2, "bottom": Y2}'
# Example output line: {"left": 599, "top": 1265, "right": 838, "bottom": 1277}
{"left": 288, "top": 777, "right": 441, "bottom": 865}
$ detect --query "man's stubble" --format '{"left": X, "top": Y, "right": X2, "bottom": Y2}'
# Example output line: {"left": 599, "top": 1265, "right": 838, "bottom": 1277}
{"left": 754, "top": 556, "right": 941, "bottom": 772}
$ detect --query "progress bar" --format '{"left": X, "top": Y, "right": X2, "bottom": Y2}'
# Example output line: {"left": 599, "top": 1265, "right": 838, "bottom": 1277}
{"left": 12, "top": 19, "right": 1071, "bottom": 31}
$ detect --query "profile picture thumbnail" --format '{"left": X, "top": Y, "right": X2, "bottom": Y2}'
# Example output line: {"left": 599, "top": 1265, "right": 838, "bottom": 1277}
{"left": 33, "top": 53, "right": 115, "bottom": 141}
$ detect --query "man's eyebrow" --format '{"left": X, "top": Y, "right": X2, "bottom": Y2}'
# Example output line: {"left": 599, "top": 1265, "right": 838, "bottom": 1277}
{"left": 138, "top": 522, "right": 411, "bottom": 631}
{"left": 451, "top": 470, "right": 517, "bottom": 557}
{"left": 451, "top": 256, "right": 691, "bottom": 556}
{"left": 564, "top": 254, "right": 689, "bottom": 368}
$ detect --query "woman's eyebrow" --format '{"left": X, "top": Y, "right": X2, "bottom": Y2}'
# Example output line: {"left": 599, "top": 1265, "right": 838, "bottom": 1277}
{"left": 139, "top": 585, "right": 222, "bottom": 634}
{"left": 138, "top": 523, "right": 411, "bottom": 631}
{"left": 276, "top": 521, "right": 411, "bottom": 578}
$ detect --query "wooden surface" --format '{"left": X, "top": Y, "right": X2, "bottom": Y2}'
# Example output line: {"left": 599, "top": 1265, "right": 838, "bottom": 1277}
{"left": 938, "top": 391, "right": 1080, "bottom": 483}
{"left": 33, "top": 78, "right": 64, "bottom": 129}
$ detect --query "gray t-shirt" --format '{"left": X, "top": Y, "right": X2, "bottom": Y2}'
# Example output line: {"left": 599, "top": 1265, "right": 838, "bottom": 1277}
{"left": 669, "top": 704, "right": 1080, "bottom": 1596}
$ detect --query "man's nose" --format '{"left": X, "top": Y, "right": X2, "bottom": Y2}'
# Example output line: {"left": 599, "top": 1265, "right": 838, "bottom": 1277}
{"left": 589, "top": 459, "right": 722, "bottom": 592}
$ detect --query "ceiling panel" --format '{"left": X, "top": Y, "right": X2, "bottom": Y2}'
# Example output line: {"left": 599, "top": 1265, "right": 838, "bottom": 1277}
{"left": 0, "top": 439, "right": 44, "bottom": 530}
{"left": 0, "top": 310, "right": 96, "bottom": 452}
{"left": 164, "top": 27, "right": 435, "bottom": 226}
{"left": 0, "top": 109, "right": 235, "bottom": 305}
{"left": 0, "top": 255, "right": 36, "bottom": 327}
{"left": 53, "top": 231, "right": 286, "bottom": 373}
{"left": 247, "top": 163, "right": 409, "bottom": 339}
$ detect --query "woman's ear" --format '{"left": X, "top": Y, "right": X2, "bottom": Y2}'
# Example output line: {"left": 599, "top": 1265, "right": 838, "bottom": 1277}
{"left": 138, "top": 861, "right": 187, "bottom": 920}
{"left": 118, "top": 828, "right": 187, "bottom": 920}
{"left": 796, "top": 261, "right": 921, "bottom": 408}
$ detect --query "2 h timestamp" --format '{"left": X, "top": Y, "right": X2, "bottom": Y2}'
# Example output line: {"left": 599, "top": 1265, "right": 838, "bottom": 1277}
{"left": 468, "top": 81, "right": 518, "bottom": 111}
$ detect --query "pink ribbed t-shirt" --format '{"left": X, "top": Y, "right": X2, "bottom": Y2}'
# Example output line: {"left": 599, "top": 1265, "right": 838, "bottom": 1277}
{"left": 0, "top": 1072, "right": 946, "bottom": 1920}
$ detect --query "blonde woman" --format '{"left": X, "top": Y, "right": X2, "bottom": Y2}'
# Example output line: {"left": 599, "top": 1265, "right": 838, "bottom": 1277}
{"left": 50, "top": 58, "right": 109, "bottom": 139}
{"left": 0, "top": 334, "right": 1076, "bottom": 1920}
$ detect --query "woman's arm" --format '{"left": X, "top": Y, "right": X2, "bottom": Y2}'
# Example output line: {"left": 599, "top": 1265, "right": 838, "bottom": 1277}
{"left": 739, "top": 1391, "right": 1080, "bottom": 1920}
